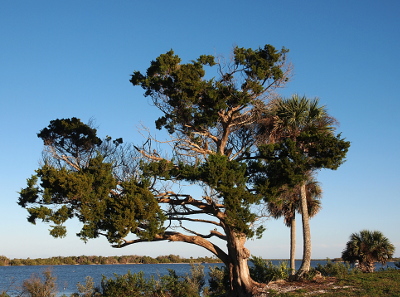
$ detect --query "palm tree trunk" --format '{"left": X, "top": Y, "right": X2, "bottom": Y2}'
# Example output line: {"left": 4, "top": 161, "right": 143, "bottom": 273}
{"left": 290, "top": 215, "right": 296, "bottom": 275}
{"left": 296, "top": 182, "right": 312, "bottom": 278}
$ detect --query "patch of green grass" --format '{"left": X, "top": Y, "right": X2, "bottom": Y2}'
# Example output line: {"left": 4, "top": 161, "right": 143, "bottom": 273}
{"left": 332, "top": 269, "right": 400, "bottom": 296}
{"left": 267, "top": 269, "right": 400, "bottom": 296}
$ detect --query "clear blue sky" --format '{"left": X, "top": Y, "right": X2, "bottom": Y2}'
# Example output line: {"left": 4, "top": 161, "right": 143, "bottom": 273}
{"left": 1, "top": 0, "right": 399, "bottom": 260}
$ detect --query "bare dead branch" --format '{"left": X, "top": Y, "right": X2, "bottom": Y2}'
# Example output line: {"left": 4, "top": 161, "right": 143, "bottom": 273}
{"left": 168, "top": 216, "right": 222, "bottom": 227}
{"left": 179, "top": 222, "right": 227, "bottom": 241}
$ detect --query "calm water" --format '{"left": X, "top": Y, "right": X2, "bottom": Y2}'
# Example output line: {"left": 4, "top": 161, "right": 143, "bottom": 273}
{"left": 0, "top": 263, "right": 223, "bottom": 296}
{"left": 0, "top": 261, "right": 397, "bottom": 296}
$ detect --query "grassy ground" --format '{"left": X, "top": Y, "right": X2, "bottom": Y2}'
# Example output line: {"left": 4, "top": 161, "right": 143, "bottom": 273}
{"left": 265, "top": 269, "right": 400, "bottom": 296}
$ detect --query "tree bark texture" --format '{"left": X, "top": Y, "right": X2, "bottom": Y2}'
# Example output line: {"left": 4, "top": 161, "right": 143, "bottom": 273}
{"left": 290, "top": 215, "right": 296, "bottom": 275}
{"left": 225, "top": 228, "right": 261, "bottom": 297}
{"left": 296, "top": 182, "right": 312, "bottom": 278}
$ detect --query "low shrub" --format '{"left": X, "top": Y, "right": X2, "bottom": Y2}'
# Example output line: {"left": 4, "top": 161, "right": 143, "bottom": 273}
{"left": 70, "top": 276, "right": 101, "bottom": 297}
{"left": 100, "top": 271, "right": 159, "bottom": 297}
{"left": 249, "top": 256, "right": 290, "bottom": 283}
{"left": 314, "top": 259, "right": 359, "bottom": 277}
{"left": 186, "top": 264, "right": 206, "bottom": 294}
{"left": 21, "top": 269, "right": 57, "bottom": 297}
{"left": 100, "top": 265, "right": 206, "bottom": 297}
{"left": 204, "top": 265, "right": 229, "bottom": 297}
{"left": 160, "top": 269, "right": 202, "bottom": 297}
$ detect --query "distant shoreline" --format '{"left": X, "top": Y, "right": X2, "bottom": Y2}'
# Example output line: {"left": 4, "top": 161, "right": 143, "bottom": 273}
{"left": 1, "top": 255, "right": 398, "bottom": 267}
{"left": 0, "top": 254, "right": 221, "bottom": 266}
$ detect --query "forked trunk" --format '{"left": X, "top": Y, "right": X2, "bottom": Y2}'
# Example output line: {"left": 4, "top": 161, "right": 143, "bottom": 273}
{"left": 296, "top": 182, "right": 311, "bottom": 278}
{"left": 225, "top": 229, "right": 261, "bottom": 297}
{"left": 289, "top": 215, "right": 296, "bottom": 276}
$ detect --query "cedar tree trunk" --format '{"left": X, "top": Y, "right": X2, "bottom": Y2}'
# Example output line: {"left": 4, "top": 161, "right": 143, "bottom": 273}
{"left": 225, "top": 228, "right": 261, "bottom": 297}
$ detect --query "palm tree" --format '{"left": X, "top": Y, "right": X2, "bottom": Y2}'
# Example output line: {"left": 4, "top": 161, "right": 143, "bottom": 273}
{"left": 342, "top": 230, "right": 395, "bottom": 272}
{"left": 267, "top": 175, "right": 322, "bottom": 275}
{"left": 260, "top": 94, "right": 336, "bottom": 277}
{"left": 262, "top": 94, "right": 336, "bottom": 142}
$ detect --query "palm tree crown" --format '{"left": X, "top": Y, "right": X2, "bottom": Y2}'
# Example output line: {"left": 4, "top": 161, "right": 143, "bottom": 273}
{"left": 267, "top": 176, "right": 322, "bottom": 226}
{"left": 261, "top": 94, "right": 337, "bottom": 143}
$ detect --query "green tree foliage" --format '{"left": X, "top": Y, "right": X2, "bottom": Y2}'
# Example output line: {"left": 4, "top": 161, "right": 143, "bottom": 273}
{"left": 37, "top": 117, "right": 102, "bottom": 160}
{"left": 342, "top": 230, "right": 395, "bottom": 273}
{"left": 253, "top": 130, "right": 349, "bottom": 194}
{"left": 130, "top": 45, "right": 289, "bottom": 136}
{"left": 18, "top": 118, "right": 165, "bottom": 246}
{"left": 250, "top": 96, "right": 350, "bottom": 198}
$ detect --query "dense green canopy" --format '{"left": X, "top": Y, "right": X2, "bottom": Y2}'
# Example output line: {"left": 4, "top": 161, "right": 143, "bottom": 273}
{"left": 18, "top": 118, "right": 164, "bottom": 245}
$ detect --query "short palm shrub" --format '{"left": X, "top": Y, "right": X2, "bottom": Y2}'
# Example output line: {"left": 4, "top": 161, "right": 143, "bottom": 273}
{"left": 342, "top": 230, "right": 395, "bottom": 273}
{"left": 249, "top": 256, "right": 290, "bottom": 283}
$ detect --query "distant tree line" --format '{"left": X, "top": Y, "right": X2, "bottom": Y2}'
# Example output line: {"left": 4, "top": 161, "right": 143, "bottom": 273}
{"left": 0, "top": 254, "right": 220, "bottom": 266}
